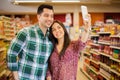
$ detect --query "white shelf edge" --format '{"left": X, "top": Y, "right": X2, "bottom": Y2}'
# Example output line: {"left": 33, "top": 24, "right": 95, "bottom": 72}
{"left": 110, "top": 46, "right": 120, "bottom": 50}
{"left": 81, "top": 69, "right": 94, "bottom": 80}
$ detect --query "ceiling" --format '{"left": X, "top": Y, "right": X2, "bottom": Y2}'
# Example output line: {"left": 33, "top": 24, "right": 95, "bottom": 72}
{"left": 0, "top": 0, "right": 120, "bottom": 14}
{"left": 11, "top": 0, "right": 120, "bottom": 5}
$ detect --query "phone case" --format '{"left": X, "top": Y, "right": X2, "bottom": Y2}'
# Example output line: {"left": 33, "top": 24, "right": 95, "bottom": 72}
{"left": 81, "top": 5, "right": 88, "bottom": 20}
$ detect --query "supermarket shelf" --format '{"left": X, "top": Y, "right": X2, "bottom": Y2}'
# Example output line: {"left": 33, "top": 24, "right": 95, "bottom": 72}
{"left": 92, "top": 49, "right": 99, "bottom": 53}
{"left": 99, "top": 72, "right": 110, "bottom": 80}
{"left": 85, "top": 45, "right": 91, "bottom": 48}
{"left": 100, "top": 62, "right": 120, "bottom": 76}
{"left": 81, "top": 69, "right": 94, "bottom": 80}
{"left": 0, "top": 60, "right": 6, "bottom": 67}
{"left": 84, "top": 50, "right": 99, "bottom": 65}
{"left": 0, "top": 36, "right": 4, "bottom": 40}
{"left": 5, "top": 34, "right": 15, "bottom": 36}
{"left": 110, "top": 46, "right": 120, "bottom": 50}
{"left": 0, "top": 48, "right": 6, "bottom": 52}
{"left": 110, "top": 69, "right": 120, "bottom": 76}
{"left": 0, "top": 16, "right": 15, "bottom": 80}
{"left": 90, "top": 59, "right": 100, "bottom": 65}
{"left": 92, "top": 51, "right": 120, "bottom": 76}
{"left": 90, "top": 34, "right": 99, "bottom": 37}
{"left": 110, "top": 56, "right": 120, "bottom": 63}
{"left": 4, "top": 38, "right": 12, "bottom": 41}
{"left": 99, "top": 62, "right": 110, "bottom": 70}
{"left": 84, "top": 56, "right": 100, "bottom": 65}
{"left": 98, "top": 51, "right": 120, "bottom": 63}
{"left": 90, "top": 66, "right": 99, "bottom": 75}
{"left": 90, "top": 49, "right": 100, "bottom": 55}
{"left": 83, "top": 51, "right": 91, "bottom": 56}
{"left": 4, "top": 29, "right": 15, "bottom": 32}
{"left": 98, "top": 41, "right": 110, "bottom": 45}
{"left": 110, "top": 35, "right": 120, "bottom": 38}
{"left": 99, "top": 52, "right": 111, "bottom": 58}
{"left": 83, "top": 31, "right": 120, "bottom": 80}
{"left": 97, "top": 32, "right": 111, "bottom": 34}
{"left": 84, "top": 63, "right": 99, "bottom": 75}
{"left": 0, "top": 70, "right": 6, "bottom": 77}
{"left": 84, "top": 56, "right": 90, "bottom": 61}
{"left": 90, "top": 43, "right": 100, "bottom": 46}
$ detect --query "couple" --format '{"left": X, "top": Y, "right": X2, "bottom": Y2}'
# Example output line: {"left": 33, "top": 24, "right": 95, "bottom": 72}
{"left": 7, "top": 4, "right": 91, "bottom": 80}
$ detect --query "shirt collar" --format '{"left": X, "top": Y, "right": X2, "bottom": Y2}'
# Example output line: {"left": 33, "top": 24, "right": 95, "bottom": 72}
{"left": 35, "top": 24, "right": 49, "bottom": 37}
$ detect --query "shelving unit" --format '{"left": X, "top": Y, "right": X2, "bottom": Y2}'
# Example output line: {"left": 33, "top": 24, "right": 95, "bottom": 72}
{"left": 0, "top": 16, "right": 16, "bottom": 41}
{"left": 0, "top": 15, "right": 33, "bottom": 80}
{"left": 0, "top": 16, "right": 15, "bottom": 80}
{"left": 82, "top": 26, "right": 120, "bottom": 80}
{"left": 0, "top": 38, "right": 14, "bottom": 80}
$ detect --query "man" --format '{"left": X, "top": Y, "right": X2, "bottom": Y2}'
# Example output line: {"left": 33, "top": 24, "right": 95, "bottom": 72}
{"left": 7, "top": 4, "right": 54, "bottom": 80}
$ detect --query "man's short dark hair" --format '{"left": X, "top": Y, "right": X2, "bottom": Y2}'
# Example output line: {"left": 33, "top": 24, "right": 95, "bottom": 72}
{"left": 37, "top": 4, "right": 53, "bottom": 14}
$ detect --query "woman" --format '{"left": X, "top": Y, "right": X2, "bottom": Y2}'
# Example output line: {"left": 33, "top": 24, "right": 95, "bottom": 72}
{"left": 46, "top": 14, "right": 91, "bottom": 80}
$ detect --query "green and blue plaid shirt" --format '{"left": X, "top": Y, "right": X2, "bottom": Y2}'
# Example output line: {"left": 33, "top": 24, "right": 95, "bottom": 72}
{"left": 7, "top": 24, "right": 53, "bottom": 80}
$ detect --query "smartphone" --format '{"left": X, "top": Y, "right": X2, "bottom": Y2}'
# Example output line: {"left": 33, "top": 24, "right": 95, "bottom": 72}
{"left": 81, "top": 5, "right": 88, "bottom": 21}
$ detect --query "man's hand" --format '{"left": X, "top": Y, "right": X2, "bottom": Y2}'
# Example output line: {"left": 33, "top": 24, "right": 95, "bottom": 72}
{"left": 13, "top": 71, "right": 19, "bottom": 80}
{"left": 46, "top": 76, "right": 51, "bottom": 80}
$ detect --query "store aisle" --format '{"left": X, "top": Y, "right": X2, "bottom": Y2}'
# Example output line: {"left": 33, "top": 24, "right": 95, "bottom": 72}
{"left": 76, "top": 60, "right": 89, "bottom": 80}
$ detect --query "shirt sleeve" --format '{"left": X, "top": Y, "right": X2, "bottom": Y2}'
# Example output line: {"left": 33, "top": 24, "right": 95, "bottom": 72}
{"left": 72, "top": 38, "right": 86, "bottom": 53}
{"left": 7, "top": 29, "right": 27, "bottom": 71}
{"left": 77, "top": 38, "right": 86, "bottom": 51}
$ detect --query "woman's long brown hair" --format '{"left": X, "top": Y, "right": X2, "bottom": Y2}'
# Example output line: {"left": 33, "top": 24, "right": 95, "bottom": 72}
{"left": 49, "top": 20, "right": 71, "bottom": 59}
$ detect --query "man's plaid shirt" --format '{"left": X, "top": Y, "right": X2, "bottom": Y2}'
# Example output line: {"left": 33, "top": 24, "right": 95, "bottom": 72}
{"left": 7, "top": 24, "right": 53, "bottom": 80}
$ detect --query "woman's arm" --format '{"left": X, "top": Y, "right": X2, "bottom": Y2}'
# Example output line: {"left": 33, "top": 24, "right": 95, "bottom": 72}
{"left": 81, "top": 14, "right": 91, "bottom": 43}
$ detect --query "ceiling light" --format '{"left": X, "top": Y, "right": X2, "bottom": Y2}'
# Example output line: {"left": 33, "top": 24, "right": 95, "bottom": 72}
{"left": 14, "top": 0, "right": 45, "bottom": 3}
{"left": 52, "top": 0, "right": 80, "bottom": 2}
{"left": 13, "top": 0, "right": 80, "bottom": 4}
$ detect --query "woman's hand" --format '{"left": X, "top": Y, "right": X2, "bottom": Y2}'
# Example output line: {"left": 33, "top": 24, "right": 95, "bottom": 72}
{"left": 83, "top": 14, "right": 91, "bottom": 32}
{"left": 81, "top": 14, "right": 91, "bottom": 43}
